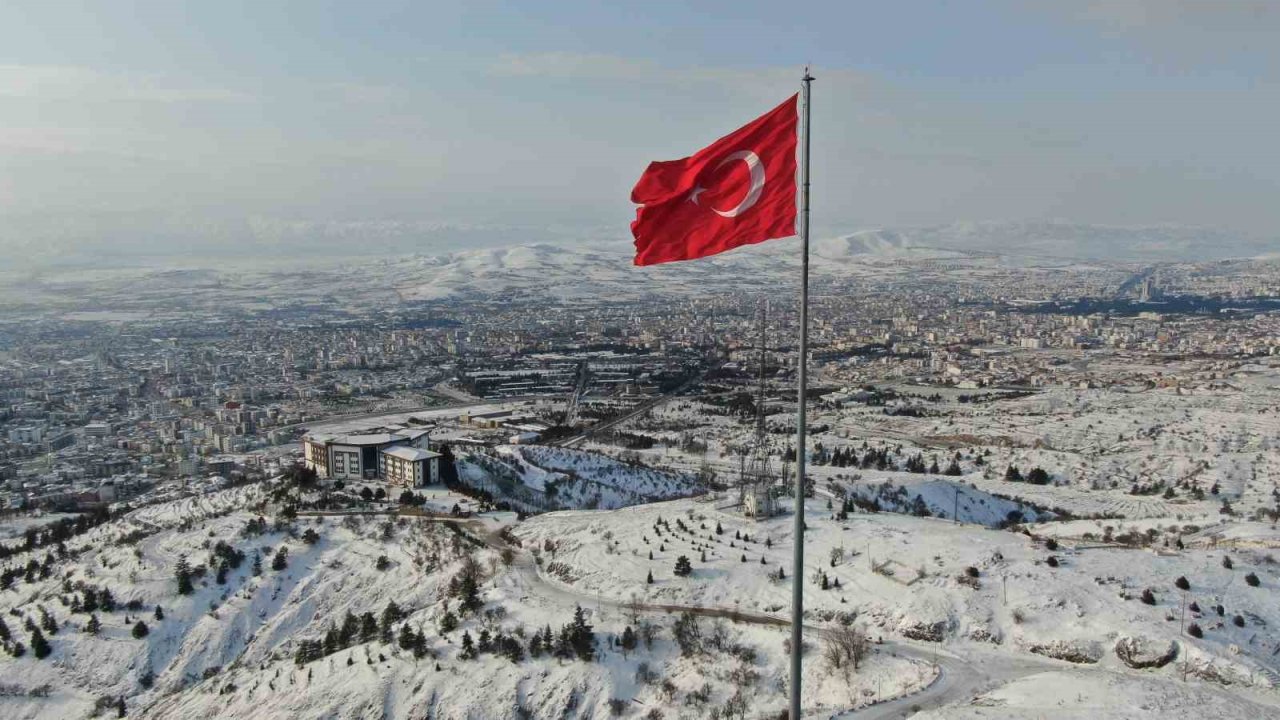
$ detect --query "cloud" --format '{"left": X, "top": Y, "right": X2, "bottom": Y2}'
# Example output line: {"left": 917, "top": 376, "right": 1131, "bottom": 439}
{"left": 0, "top": 65, "right": 253, "bottom": 102}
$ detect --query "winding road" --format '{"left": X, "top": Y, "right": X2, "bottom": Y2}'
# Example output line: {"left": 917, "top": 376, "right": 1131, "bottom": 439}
{"left": 443, "top": 515, "right": 1056, "bottom": 719}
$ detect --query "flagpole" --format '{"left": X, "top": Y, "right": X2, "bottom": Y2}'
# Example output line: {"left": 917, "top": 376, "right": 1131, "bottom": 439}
{"left": 790, "top": 67, "right": 813, "bottom": 720}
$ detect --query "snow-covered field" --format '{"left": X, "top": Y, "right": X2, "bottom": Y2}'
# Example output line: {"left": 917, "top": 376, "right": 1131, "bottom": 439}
{"left": 516, "top": 497, "right": 1280, "bottom": 702}
{"left": 457, "top": 444, "right": 704, "bottom": 512}
{"left": 7, "top": 356, "right": 1280, "bottom": 718}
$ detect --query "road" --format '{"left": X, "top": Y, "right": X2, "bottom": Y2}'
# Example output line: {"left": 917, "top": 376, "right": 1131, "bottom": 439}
{"left": 480, "top": 521, "right": 1056, "bottom": 719}
{"left": 555, "top": 360, "right": 723, "bottom": 447}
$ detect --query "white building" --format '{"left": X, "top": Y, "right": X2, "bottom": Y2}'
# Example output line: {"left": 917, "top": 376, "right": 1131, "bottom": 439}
{"left": 302, "top": 428, "right": 432, "bottom": 482}
{"left": 381, "top": 446, "right": 441, "bottom": 488}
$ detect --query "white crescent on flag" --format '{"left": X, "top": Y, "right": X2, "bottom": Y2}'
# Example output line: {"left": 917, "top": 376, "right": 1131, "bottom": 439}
{"left": 688, "top": 150, "right": 767, "bottom": 218}
{"left": 710, "top": 150, "right": 765, "bottom": 218}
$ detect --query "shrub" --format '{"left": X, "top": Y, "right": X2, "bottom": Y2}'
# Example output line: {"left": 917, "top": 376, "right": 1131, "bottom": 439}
{"left": 1187, "top": 623, "right": 1203, "bottom": 639}
{"left": 1044, "top": 538, "right": 1059, "bottom": 551}
{"left": 132, "top": 621, "right": 149, "bottom": 639}
{"left": 1244, "top": 572, "right": 1260, "bottom": 587}
{"left": 1046, "top": 556, "right": 1059, "bottom": 568}
{"left": 1140, "top": 589, "right": 1157, "bottom": 605}
{"left": 1222, "top": 555, "right": 1233, "bottom": 569}
{"left": 1174, "top": 576, "right": 1190, "bottom": 591}
{"left": 1233, "top": 614, "right": 1246, "bottom": 628}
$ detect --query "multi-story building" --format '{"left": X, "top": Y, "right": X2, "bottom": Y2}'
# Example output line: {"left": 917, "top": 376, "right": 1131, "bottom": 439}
{"left": 380, "top": 446, "right": 440, "bottom": 488}
{"left": 302, "top": 428, "right": 435, "bottom": 485}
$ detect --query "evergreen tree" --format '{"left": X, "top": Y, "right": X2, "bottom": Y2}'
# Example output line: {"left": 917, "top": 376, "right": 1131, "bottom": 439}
{"left": 399, "top": 625, "right": 417, "bottom": 651}
{"left": 0, "top": 616, "right": 8, "bottom": 642}
{"left": 100, "top": 588, "right": 116, "bottom": 612}
{"left": 85, "top": 614, "right": 101, "bottom": 635}
{"left": 271, "top": 547, "right": 288, "bottom": 571}
{"left": 438, "top": 610, "right": 458, "bottom": 634}
{"left": 359, "top": 612, "right": 378, "bottom": 643}
{"left": 131, "top": 621, "right": 149, "bottom": 639}
{"left": 39, "top": 606, "right": 57, "bottom": 635}
{"left": 646, "top": 569, "right": 654, "bottom": 584}
{"left": 673, "top": 555, "right": 693, "bottom": 577}
{"left": 620, "top": 626, "right": 637, "bottom": 657}
{"left": 324, "top": 624, "right": 340, "bottom": 656}
{"left": 339, "top": 611, "right": 360, "bottom": 646}
{"left": 30, "top": 627, "right": 51, "bottom": 659}
{"left": 459, "top": 631, "right": 476, "bottom": 660}
{"left": 379, "top": 601, "right": 402, "bottom": 644}
{"left": 116, "top": 696, "right": 126, "bottom": 718}
{"left": 569, "top": 605, "right": 595, "bottom": 661}
{"left": 175, "top": 556, "right": 193, "bottom": 595}
{"left": 252, "top": 552, "right": 263, "bottom": 576}
{"left": 154, "top": 605, "right": 164, "bottom": 621}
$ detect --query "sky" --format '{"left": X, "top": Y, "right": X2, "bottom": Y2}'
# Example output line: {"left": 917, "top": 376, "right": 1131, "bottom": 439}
{"left": 2, "top": 1, "right": 1279, "bottom": 266}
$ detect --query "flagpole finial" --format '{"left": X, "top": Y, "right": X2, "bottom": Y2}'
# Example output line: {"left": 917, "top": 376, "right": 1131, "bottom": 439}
{"left": 803, "top": 65, "right": 814, "bottom": 82}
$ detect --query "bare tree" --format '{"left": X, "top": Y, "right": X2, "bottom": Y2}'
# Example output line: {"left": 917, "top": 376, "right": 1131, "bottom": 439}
{"left": 823, "top": 624, "right": 869, "bottom": 671}
{"left": 625, "top": 595, "right": 643, "bottom": 626}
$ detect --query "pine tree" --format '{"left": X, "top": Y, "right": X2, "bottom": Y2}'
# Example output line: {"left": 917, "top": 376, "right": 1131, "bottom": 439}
{"left": 175, "top": 556, "right": 193, "bottom": 595}
{"left": 569, "top": 605, "right": 595, "bottom": 661}
{"left": 673, "top": 555, "right": 692, "bottom": 577}
{"left": 154, "top": 605, "right": 164, "bottom": 621}
{"left": 252, "top": 552, "right": 262, "bottom": 576}
{"left": 324, "top": 624, "right": 340, "bottom": 656}
{"left": 399, "top": 625, "right": 417, "bottom": 651}
{"left": 620, "top": 626, "right": 637, "bottom": 657}
{"left": 438, "top": 610, "right": 458, "bottom": 634}
{"left": 85, "top": 614, "right": 101, "bottom": 635}
{"left": 116, "top": 696, "right": 126, "bottom": 718}
{"left": 131, "top": 621, "right": 149, "bottom": 639}
{"left": 340, "top": 611, "right": 360, "bottom": 646}
{"left": 271, "top": 547, "right": 288, "bottom": 571}
{"left": 646, "top": 569, "right": 654, "bottom": 584}
{"left": 0, "top": 617, "right": 8, "bottom": 642}
{"left": 459, "top": 631, "right": 476, "bottom": 660}
{"left": 30, "top": 627, "right": 51, "bottom": 659}
{"left": 359, "top": 612, "right": 378, "bottom": 643}
{"left": 39, "top": 606, "right": 57, "bottom": 635}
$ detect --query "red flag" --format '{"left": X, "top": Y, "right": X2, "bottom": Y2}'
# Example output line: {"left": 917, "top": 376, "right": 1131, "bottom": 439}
{"left": 631, "top": 95, "right": 798, "bottom": 266}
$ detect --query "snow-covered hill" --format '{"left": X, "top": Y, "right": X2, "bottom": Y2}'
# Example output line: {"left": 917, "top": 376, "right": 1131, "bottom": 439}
{"left": 457, "top": 445, "right": 703, "bottom": 512}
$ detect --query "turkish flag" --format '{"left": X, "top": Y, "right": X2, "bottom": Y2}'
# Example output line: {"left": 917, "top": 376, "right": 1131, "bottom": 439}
{"left": 631, "top": 94, "right": 798, "bottom": 266}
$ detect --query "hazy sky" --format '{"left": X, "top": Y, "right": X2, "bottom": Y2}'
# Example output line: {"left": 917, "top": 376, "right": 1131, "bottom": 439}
{"left": 2, "top": 1, "right": 1279, "bottom": 264}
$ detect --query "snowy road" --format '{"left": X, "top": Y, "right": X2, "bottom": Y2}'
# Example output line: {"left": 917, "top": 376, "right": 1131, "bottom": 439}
{"left": 491, "top": 527, "right": 1055, "bottom": 719}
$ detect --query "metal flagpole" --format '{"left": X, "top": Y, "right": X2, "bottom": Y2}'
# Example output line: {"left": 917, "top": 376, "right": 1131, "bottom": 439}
{"left": 790, "top": 67, "right": 813, "bottom": 720}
